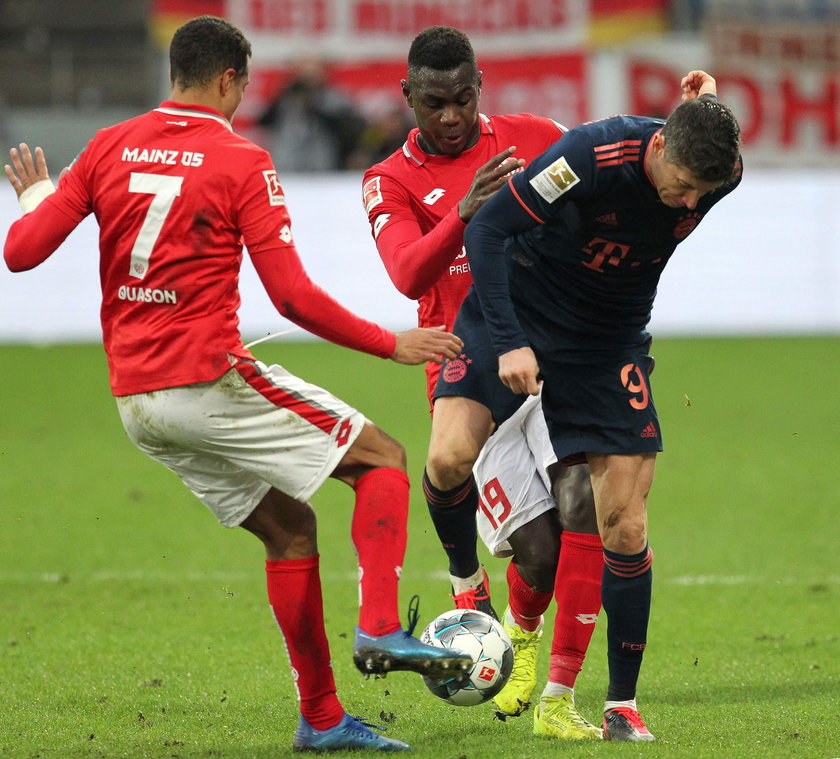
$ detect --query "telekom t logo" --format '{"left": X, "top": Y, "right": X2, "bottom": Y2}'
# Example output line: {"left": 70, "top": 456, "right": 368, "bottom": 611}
{"left": 582, "top": 237, "right": 630, "bottom": 272}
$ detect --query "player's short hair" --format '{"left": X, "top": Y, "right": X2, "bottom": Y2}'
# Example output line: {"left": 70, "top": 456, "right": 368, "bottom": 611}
{"left": 169, "top": 16, "right": 251, "bottom": 89}
{"left": 407, "top": 26, "right": 477, "bottom": 81}
{"left": 661, "top": 97, "right": 741, "bottom": 184}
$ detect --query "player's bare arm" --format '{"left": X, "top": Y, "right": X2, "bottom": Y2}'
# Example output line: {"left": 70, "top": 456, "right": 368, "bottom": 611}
{"left": 681, "top": 70, "right": 717, "bottom": 101}
{"left": 497, "top": 346, "right": 540, "bottom": 396}
{"left": 457, "top": 147, "right": 525, "bottom": 222}
{"left": 391, "top": 326, "right": 463, "bottom": 365}
{"left": 5, "top": 143, "right": 51, "bottom": 197}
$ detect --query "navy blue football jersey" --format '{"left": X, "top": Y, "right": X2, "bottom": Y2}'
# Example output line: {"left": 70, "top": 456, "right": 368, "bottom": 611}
{"left": 464, "top": 114, "right": 742, "bottom": 357}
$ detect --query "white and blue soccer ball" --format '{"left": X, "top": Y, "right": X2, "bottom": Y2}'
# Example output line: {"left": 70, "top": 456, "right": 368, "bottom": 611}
{"left": 420, "top": 609, "right": 514, "bottom": 706}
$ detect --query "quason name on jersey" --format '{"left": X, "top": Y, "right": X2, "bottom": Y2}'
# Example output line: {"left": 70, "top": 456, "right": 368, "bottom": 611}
{"left": 118, "top": 285, "right": 177, "bottom": 304}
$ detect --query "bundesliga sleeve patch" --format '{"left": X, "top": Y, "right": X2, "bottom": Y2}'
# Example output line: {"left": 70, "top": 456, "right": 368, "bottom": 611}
{"left": 529, "top": 156, "right": 580, "bottom": 203}
{"left": 363, "top": 176, "right": 383, "bottom": 213}
{"left": 262, "top": 170, "right": 285, "bottom": 206}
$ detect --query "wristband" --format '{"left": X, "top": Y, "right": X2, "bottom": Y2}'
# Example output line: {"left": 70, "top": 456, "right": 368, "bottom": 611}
{"left": 19, "top": 178, "right": 56, "bottom": 213}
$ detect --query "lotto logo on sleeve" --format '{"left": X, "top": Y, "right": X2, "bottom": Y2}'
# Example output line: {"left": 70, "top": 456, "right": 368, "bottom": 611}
{"left": 373, "top": 213, "right": 391, "bottom": 239}
{"left": 529, "top": 156, "right": 580, "bottom": 203}
{"left": 262, "top": 170, "right": 285, "bottom": 206}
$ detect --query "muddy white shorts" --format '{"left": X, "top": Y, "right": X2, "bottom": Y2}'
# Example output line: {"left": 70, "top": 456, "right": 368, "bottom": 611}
{"left": 474, "top": 391, "right": 558, "bottom": 557}
{"left": 116, "top": 357, "right": 366, "bottom": 527}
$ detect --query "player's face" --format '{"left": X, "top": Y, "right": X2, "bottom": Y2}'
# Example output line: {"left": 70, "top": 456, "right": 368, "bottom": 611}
{"left": 648, "top": 134, "right": 722, "bottom": 209}
{"left": 653, "top": 161, "right": 721, "bottom": 209}
{"left": 403, "top": 63, "right": 481, "bottom": 156}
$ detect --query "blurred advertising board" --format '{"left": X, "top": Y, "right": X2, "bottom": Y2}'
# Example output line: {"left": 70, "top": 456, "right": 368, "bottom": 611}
{"left": 150, "top": 0, "right": 840, "bottom": 166}
{"left": 704, "top": 1, "right": 840, "bottom": 166}
{"left": 226, "top": 0, "right": 589, "bottom": 57}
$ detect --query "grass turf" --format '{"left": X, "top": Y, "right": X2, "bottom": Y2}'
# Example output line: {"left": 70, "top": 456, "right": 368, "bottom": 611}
{"left": 1, "top": 338, "right": 839, "bottom": 758}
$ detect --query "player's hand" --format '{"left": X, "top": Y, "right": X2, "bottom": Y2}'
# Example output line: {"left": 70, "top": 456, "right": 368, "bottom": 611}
{"left": 498, "top": 346, "right": 540, "bottom": 395}
{"left": 4, "top": 143, "right": 51, "bottom": 198}
{"left": 390, "top": 326, "right": 464, "bottom": 365}
{"left": 681, "top": 70, "right": 717, "bottom": 101}
{"left": 457, "top": 147, "right": 525, "bottom": 222}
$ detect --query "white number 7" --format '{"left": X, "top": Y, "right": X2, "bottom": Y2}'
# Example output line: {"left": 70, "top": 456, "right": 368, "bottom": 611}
{"left": 127, "top": 172, "right": 184, "bottom": 279}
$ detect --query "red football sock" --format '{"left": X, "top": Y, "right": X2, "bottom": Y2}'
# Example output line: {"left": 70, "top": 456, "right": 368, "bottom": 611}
{"left": 507, "top": 560, "right": 552, "bottom": 631}
{"left": 266, "top": 556, "right": 344, "bottom": 730}
{"left": 352, "top": 467, "right": 409, "bottom": 636}
{"left": 548, "top": 531, "right": 604, "bottom": 688}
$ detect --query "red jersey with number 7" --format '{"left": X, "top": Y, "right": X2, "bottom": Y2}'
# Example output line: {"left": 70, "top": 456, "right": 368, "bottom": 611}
{"left": 39, "top": 103, "right": 306, "bottom": 395}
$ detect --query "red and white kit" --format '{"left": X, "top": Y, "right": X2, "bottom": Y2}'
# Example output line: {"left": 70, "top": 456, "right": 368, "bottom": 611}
{"left": 5, "top": 102, "right": 397, "bottom": 523}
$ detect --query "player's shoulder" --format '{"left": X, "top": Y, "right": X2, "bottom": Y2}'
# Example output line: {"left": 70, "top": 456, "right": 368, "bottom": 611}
{"left": 362, "top": 135, "right": 417, "bottom": 202}
{"left": 488, "top": 112, "right": 561, "bottom": 129}
{"left": 486, "top": 112, "right": 565, "bottom": 139}
{"left": 364, "top": 150, "right": 400, "bottom": 181}
{"left": 574, "top": 114, "right": 662, "bottom": 143}
{"left": 87, "top": 111, "right": 155, "bottom": 144}
{"left": 362, "top": 150, "right": 411, "bottom": 215}
{"left": 224, "top": 130, "right": 273, "bottom": 160}
{"left": 364, "top": 135, "right": 413, "bottom": 180}
{"left": 545, "top": 115, "right": 660, "bottom": 169}
{"left": 71, "top": 111, "right": 159, "bottom": 167}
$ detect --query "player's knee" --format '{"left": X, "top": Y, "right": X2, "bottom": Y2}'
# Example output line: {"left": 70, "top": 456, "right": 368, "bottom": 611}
{"left": 599, "top": 507, "right": 647, "bottom": 555}
{"left": 508, "top": 515, "right": 560, "bottom": 591}
{"left": 560, "top": 495, "right": 598, "bottom": 533}
{"left": 512, "top": 557, "right": 557, "bottom": 593}
{"left": 272, "top": 503, "right": 317, "bottom": 550}
{"left": 425, "top": 445, "right": 475, "bottom": 489}
{"left": 244, "top": 489, "right": 318, "bottom": 558}
{"left": 372, "top": 430, "right": 407, "bottom": 471}
{"left": 553, "top": 464, "right": 598, "bottom": 533}
{"left": 353, "top": 423, "right": 407, "bottom": 472}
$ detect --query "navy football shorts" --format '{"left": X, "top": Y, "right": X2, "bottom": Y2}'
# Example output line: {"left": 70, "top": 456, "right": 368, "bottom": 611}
{"left": 437, "top": 290, "right": 663, "bottom": 460}
{"left": 433, "top": 290, "right": 524, "bottom": 427}
{"left": 536, "top": 343, "right": 663, "bottom": 461}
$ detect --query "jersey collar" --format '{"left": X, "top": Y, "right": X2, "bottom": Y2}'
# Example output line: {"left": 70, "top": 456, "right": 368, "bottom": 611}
{"left": 155, "top": 102, "right": 233, "bottom": 132}
{"left": 402, "top": 114, "right": 493, "bottom": 166}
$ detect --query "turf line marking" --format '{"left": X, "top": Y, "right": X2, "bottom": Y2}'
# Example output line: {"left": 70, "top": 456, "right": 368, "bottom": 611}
{"left": 2, "top": 571, "right": 839, "bottom": 586}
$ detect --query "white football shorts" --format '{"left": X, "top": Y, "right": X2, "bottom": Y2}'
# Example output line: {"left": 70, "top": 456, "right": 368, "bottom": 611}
{"left": 474, "top": 391, "right": 558, "bottom": 557}
{"left": 115, "top": 358, "right": 366, "bottom": 527}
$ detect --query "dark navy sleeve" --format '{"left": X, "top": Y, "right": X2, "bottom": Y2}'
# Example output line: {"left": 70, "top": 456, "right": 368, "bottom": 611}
{"left": 508, "top": 127, "right": 596, "bottom": 223}
{"left": 464, "top": 127, "right": 596, "bottom": 356}
{"left": 463, "top": 182, "right": 537, "bottom": 355}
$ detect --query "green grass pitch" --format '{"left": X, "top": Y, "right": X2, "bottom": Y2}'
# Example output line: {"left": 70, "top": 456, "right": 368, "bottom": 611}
{"left": 2, "top": 337, "right": 838, "bottom": 758}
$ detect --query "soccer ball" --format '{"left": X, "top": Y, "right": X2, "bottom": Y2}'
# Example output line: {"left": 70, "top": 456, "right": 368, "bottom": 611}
{"left": 420, "top": 609, "right": 514, "bottom": 706}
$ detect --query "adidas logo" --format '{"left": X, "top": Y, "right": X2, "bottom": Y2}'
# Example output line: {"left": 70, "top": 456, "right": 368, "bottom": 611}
{"left": 640, "top": 422, "right": 658, "bottom": 438}
{"left": 596, "top": 212, "right": 617, "bottom": 225}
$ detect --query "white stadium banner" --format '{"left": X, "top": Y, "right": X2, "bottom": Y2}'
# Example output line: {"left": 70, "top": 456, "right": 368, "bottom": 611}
{"left": 2, "top": 169, "right": 839, "bottom": 344}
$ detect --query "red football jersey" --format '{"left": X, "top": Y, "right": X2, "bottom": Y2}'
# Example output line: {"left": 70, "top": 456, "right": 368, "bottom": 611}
{"left": 9, "top": 102, "right": 393, "bottom": 395}
{"left": 362, "top": 113, "right": 564, "bottom": 403}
